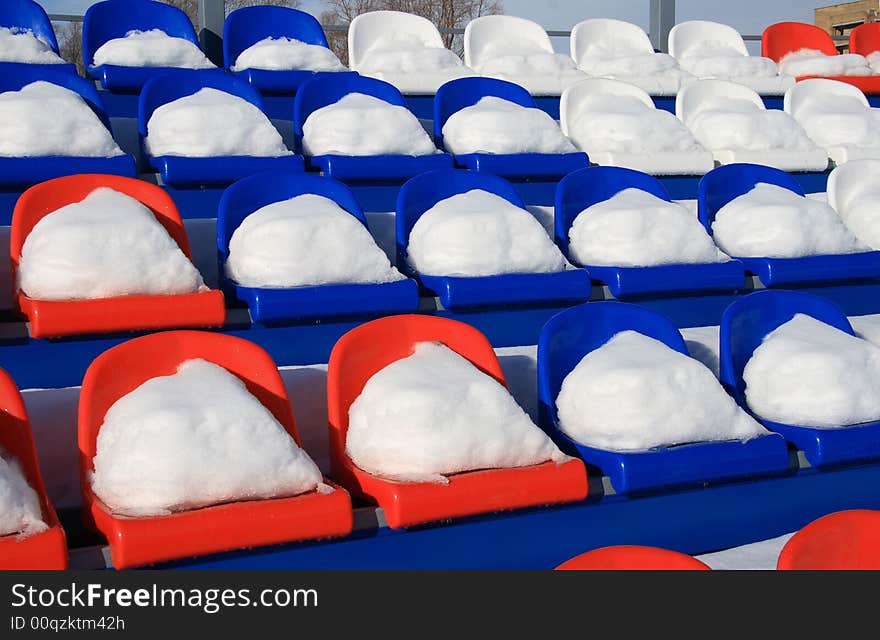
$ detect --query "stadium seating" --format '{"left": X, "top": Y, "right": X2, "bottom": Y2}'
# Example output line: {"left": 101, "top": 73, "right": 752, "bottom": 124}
{"left": 556, "top": 545, "right": 711, "bottom": 570}
{"left": 777, "top": 510, "right": 880, "bottom": 569}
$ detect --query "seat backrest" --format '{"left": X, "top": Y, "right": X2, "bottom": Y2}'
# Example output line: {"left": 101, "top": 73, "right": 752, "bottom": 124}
{"left": 569, "top": 18, "right": 655, "bottom": 67}
{"left": 464, "top": 15, "right": 553, "bottom": 69}
{"left": 433, "top": 76, "right": 535, "bottom": 144}
{"left": 0, "top": 0, "right": 61, "bottom": 53}
{"left": 138, "top": 72, "right": 265, "bottom": 137}
{"left": 850, "top": 21, "right": 880, "bottom": 57}
{"left": 777, "top": 510, "right": 880, "bottom": 570}
{"left": 348, "top": 10, "right": 445, "bottom": 70}
{"left": 83, "top": 0, "right": 201, "bottom": 68}
{"left": 223, "top": 6, "right": 329, "bottom": 70}
{"left": 676, "top": 78, "right": 766, "bottom": 125}
{"left": 556, "top": 545, "right": 711, "bottom": 570}
{"left": 827, "top": 158, "right": 880, "bottom": 216}
{"left": 697, "top": 162, "right": 805, "bottom": 232}
{"left": 559, "top": 78, "right": 654, "bottom": 137}
{"left": 554, "top": 166, "right": 670, "bottom": 259}
{"left": 293, "top": 73, "right": 404, "bottom": 137}
{"left": 762, "top": 21, "right": 837, "bottom": 63}
{"left": 669, "top": 20, "right": 749, "bottom": 60}
{"left": 718, "top": 289, "right": 854, "bottom": 402}
{"left": 784, "top": 77, "right": 869, "bottom": 119}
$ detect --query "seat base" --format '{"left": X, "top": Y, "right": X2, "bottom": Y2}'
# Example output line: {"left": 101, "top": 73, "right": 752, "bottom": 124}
{"left": 586, "top": 260, "right": 747, "bottom": 298}
{"left": 740, "top": 251, "right": 880, "bottom": 288}
{"left": 453, "top": 152, "right": 590, "bottom": 179}
{"left": 308, "top": 153, "right": 453, "bottom": 181}
{"left": 151, "top": 154, "right": 305, "bottom": 188}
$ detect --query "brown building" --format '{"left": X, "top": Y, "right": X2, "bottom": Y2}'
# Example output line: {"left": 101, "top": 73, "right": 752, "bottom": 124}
{"left": 815, "top": 0, "right": 880, "bottom": 51}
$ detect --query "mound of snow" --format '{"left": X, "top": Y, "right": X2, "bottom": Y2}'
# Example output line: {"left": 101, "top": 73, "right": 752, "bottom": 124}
{"left": 302, "top": 92, "right": 437, "bottom": 156}
{"left": 476, "top": 41, "right": 586, "bottom": 93}
{"left": 0, "top": 27, "right": 65, "bottom": 64}
{"left": 346, "top": 341, "right": 566, "bottom": 482}
{"left": 91, "top": 358, "right": 325, "bottom": 516}
{"left": 0, "top": 81, "right": 123, "bottom": 158}
{"left": 711, "top": 183, "right": 865, "bottom": 258}
{"left": 687, "top": 97, "right": 816, "bottom": 152}
{"left": 92, "top": 29, "right": 214, "bottom": 69}
{"left": 568, "top": 188, "right": 728, "bottom": 267}
{"left": 145, "top": 88, "right": 290, "bottom": 157}
{"left": 568, "top": 94, "right": 704, "bottom": 155}
{"left": 232, "top": 37, "right": 345, "bottom": 72}
{"left": 441, "top": 96, "right": 576, "bottom": 155}
{"left": 743, "top": 313, "right": 880, "bottom": 427}
{"left": 18, "top": 187, "right": 205, "bottom": 301}
{"left": 407, "top": 189, "right": 567, "bottom": 276}
{"left": 358, "top": 33, "right": 464, "bottom": 74}
{"left": 835, "top": 183, "right": 880, "bottom": 249}
{"left": 678, "top": 43, "right": 779, "bottom": 79}
{"left": 793, "top": 93, "right": 880, "bottom": 150}
{"left": 556, "top": 331, "right": 767, "bottom": 451}
{"left": 779, "top": 49, "right": 873, "bottom": 77}
{"left": 226, "top": 193, "right": 404, "bottom": 288}
{"left": 0, "top": 448, "right": 47, "bottom": 538}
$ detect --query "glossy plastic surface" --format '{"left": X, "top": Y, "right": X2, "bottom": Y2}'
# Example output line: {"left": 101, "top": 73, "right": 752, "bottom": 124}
{"left": 556, "top": 545, "right": 711, "bottom": 570}
{"left": 777, "top": 509, "right": 880, "bottom": 569}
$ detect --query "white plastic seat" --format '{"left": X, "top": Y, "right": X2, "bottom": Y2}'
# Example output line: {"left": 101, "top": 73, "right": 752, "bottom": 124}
{"left": 827, "top": 158, "right": 880, "bottom": 216}
{"left": 348, "top": 10, "right": 474, "bottom": 94}
{"left": 677, "top": 79, "right": 828, "bottom": 171}
{"left": 560, "top": 78, "right": 714, "bottom": 175}
{"left": 570, "top": 19, "right": 691, "bottom": 95}
{"left": 669, "top": 20, "right": 794, "bottom": 95}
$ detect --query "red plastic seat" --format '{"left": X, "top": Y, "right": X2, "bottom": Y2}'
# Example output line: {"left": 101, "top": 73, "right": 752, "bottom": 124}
{"left": 78, "top": 330, "right": 353, "bottom": 569}
{"left": 777, "top": 510, "right": 880, "bottom": 570}
{"left": 0, "top": 367, "right": 67, "bottom": 569}
{"left": 850, "top": 22, "right": 880, "bottom": 57}
{"left": 763, "top": 21, "right": 880, "bottom": 92}
{"left": 556, "top": 545, "right": 711, "bottom": 570}
{"left": 10, "top": 174, "right": 226, "bottom": 338}
{"left": 326, "top": 314, "right": 588, "bottom": 529}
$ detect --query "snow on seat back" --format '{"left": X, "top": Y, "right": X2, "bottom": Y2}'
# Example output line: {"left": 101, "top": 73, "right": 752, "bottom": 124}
{"left": 0, "top": 0, "right": 64, "bottom": 59}
{"left": 828, "top": 159, "right": 880, "bottom": 249}
{"left": 570, "top": 18, "right": 691, "bottom": 95}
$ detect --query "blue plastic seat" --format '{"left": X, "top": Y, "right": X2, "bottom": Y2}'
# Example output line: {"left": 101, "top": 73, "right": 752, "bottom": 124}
{"left": 720, "top": 289, "right": 880, "bottom": 467}
{"left": 0, "top": 0, "right": 76, "bottom": 75}
{"left": 294, "top": 74, "right": 453, "bottom": 180}
{"left": 224, "top": 6, "right": 351, "bottom": 95}
{"left": 0, "top": 67, "right": 136, "bottom": 188}
{"left": 217, "top": 171, "right": 419, "bottom": 324}
{"left": 395, "top": 168, "right": 591, "bottom": 310}
{"left": 139, "top": 73, "right": 303, "bottom": 188}
{"left": 434, "top": 76, "right": 589, "bottom": 179}
{"left": 555, "top": 166, "right": 746, "bottom": 298}
{"left": 698, "top": 163, "right": 880, "bottom": 287}
{"left": 537, "top": 301, "right": 791, "bottom": 494}
{"left": 83, "top": 0, "right": 224, "bottom": 92}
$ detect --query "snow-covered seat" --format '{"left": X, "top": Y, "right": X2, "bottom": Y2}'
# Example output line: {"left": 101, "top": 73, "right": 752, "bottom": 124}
{"left": 677, "top": 79, "right": 829, "bottom": 171}
{"left": 0, "top": 367, "right": 67, "bottom": 569}
{"left": 719, "top": 289, "right": 880, "bottom": 468}
{"left": 669, "top": 20, "right": 793, "bottom": 95}
{"left": 785, "top": 78, "right": 880, "bottom": 164}
{"left": 139, "top": 73, "right": 303, "bottom": 188}
{"left": 827, "top": 157, "right": 880, "bottom": 220}
{"left": 348, "top": 10, "right": 474, "bottom": 95}
{"left": 850, "top": 21, "right": 880, "bottom": 73}
{"left": 0, "top": 0, "right": 76, "bottom": 75}
{"left": 293, "top": 73, "right": 451, "bottom": 180}
{"left": 777, "top": 510, "right": 880, "bottom": 570}
{"left": 464, "top": 15, "right": 587, "bottom": 96}
{"left": 224, "top": 5, "right": 349, "bottom": 95}
{"left": 560, "top": 78, "right": 714, "bottom": 175}
{"left": 537, "top": 301, "right": 790, "bottom": 494}
{"left": 79, "top": 330, "right": 353, "bottom": 568}
{"left": 556, "top": 545, "right": 711, "bottom": 570}
{"left": 11, "top": 174, "right": 225, "bottom": 338}
{"left": 554, "top": 166, "right": 744, "bottom": 297}
{"left": 698, "top": 163, "right": 880, "bottom": 287}
{"left": 217, "top": 171, "right": 418, "bottom": 324}
{"left": 326, "top": 313, "right": 587, "bottom": 529}
{"left": 434, "top": 76, "right": 588, "bottom": 178}
{"left": 570, "top": 18, "right": 691, "bottom": 95}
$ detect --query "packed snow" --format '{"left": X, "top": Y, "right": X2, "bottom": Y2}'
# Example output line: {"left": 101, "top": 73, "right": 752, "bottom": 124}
{"left": 302, "top": 93, "right": 437, "bottom": 156}
{"left": 225, "top": 193, "right": 404, "bottom": 288}
{"left": 407, "top": 189, "right": 568, "bottom": 276}
{"left": 791, "top": 92, "right": 880, "bottom": 152}
{"left": 145, "top": 88, "right": 291, "bottom": 157}
{"left": 555, "top": 331, "right": 768, "bottom": 451}
{"left": 441, "top": 96, "right": 577, "bottom": 155}
{"left": 711, "top": 183, "right": 866, "bottom": 258}
{"left": 91, "top": 29, "right": 214, "bottom": 69}
{"left": 743, "top": 313, "right": 880, "bottom": 427}
{"left": 232, "top": 36, "right": 345, "bottom": 72}
{"left": 0, "top": 81, "right": 123, "bottom": 158}
{"left": 0, "top": 448, "right": 46, "bottom": 539}
{"left": 18, "top": 188, "right": 205, "bottom": 301}
{"left": 567, "top": 188, "right": 729, "bottom": 267}
{"left": 0, "top": 27, "right": 65, "bottom": 64}
{"left": 677, "top": 42, "right": 780, "bottom": 79}
{"left": 779, "top": 49, "right": 873, "bottom": 77}
{"left": 346, "top": 341, "right": 567, "bottom": 482}
{"left": 474, "top": 41, "right": 586, "bottom": 94}
{"left": 91, "top": 358, "right": 326, "bottom": 516}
